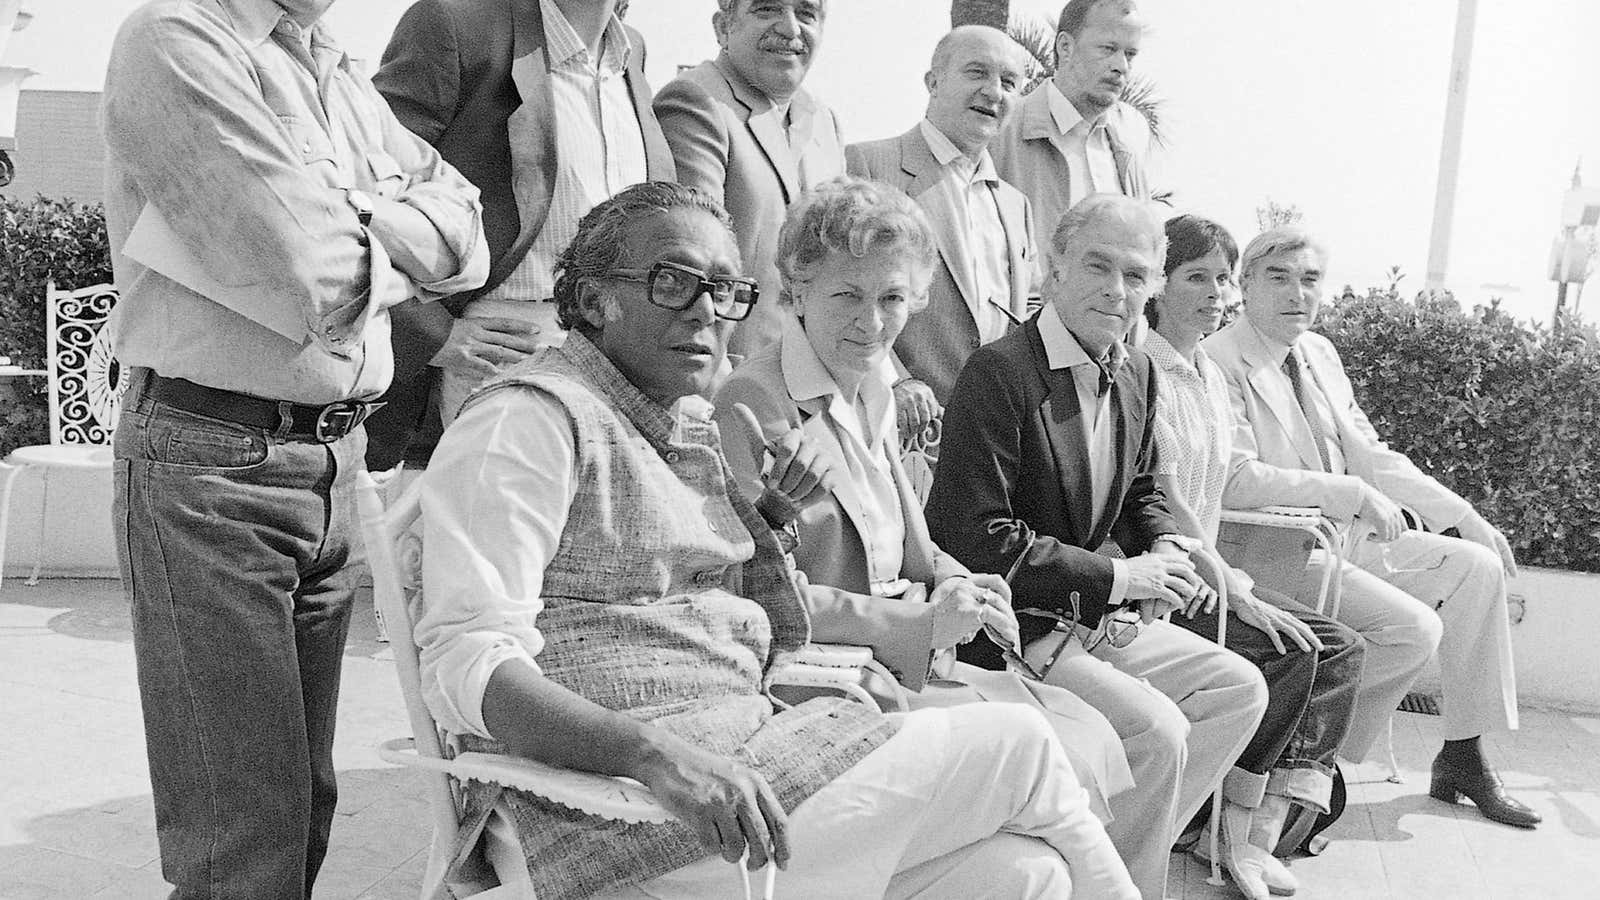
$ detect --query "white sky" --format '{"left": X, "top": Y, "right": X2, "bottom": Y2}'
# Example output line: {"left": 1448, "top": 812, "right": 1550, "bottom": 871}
{"left": 8, "top": 0, "right": 1599, "bottom": 323}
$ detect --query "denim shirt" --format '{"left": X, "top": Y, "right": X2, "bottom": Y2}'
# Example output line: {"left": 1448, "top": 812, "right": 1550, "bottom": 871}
{"left": 101, "top": 0, "right": 489, "bottom": 402}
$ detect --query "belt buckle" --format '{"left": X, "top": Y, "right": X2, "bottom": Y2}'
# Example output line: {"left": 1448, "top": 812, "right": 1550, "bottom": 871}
{"left": 313, "top": 400, "right": 367, "bottom": 443}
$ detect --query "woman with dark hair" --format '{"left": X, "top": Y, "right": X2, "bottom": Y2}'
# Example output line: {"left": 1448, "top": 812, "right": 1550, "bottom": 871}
{"left": 1143, "top": 214, "right": 1366, "bottom": 900}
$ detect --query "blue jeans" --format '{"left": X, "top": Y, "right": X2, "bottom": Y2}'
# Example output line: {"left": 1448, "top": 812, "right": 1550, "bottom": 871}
{"left": 113, "top": 371, "right": 364, "bottom": 899}
{"left": 1174, "top": 592, "right": 1365, "bottom": 811}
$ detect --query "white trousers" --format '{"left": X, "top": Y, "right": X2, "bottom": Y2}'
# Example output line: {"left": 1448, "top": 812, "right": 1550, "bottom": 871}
{"left": 910, "top": 662, "right": 1135, "bottom": 822}
{"left": 1025, "top": 619, "right": 1267, "bottom": 900}
{"left": 1308, "top": 530, "right": 1517, "bottom": 761}
{"left": 594, "top": 704, "right": 1139, "bottom": 900}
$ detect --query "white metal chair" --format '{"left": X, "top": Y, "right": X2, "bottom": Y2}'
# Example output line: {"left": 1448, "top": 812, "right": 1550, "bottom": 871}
{"left": 1218, "top": 505, "right": 1402, "bottom": 784}
{"left": 355, "top": 470, "right": 897, "bottom": 899}
{"left": 0, "top": 281, "right": 126, "bottom": 586}
{"left": 1218, "top": 506, "right": 1345, "bottom": 618}
{"left": 1188, "top": 549, "right": 1233, "bottom": 887}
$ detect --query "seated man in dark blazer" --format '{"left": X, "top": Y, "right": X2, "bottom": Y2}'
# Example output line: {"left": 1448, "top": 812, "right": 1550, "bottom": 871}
{"left": 927, "top": 193, "right": 1268, "bottom": 900}
{"left": 367, "top": 0, "right": 677, "bottom": 468}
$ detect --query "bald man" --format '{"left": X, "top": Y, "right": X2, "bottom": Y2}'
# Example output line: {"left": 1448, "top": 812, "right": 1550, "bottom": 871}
{"left": 846, "top": 25, "right": 1039, "bottom": 435}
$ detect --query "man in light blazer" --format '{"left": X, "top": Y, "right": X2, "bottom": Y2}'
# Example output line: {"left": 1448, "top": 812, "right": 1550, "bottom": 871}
{"left": 927, "top": 194, "right": 1269, "bottom": 899}
{"left": 992, "top": 0, "right": 1153, "bottom": 253}
{"left": 845, "top": 25, "right": 1038, "bottom": 409}
{"left": 1204, "top": 226, "right": 1536, "bottom": 828}
{"left": 654, "top": 0, "right": 844, "bottom": 358}
{"left": 367, "top": 0, "right": 676, "bottom": 468}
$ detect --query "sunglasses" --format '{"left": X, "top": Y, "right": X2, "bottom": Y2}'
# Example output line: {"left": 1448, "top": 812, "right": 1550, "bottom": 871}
{"left": 605, "top": 261, "right": 760, "bottom": 322}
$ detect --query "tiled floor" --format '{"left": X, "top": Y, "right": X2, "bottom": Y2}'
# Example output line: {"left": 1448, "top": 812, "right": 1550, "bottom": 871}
{"left": 5, "top": 579, "right": 1599, "bottom": 899}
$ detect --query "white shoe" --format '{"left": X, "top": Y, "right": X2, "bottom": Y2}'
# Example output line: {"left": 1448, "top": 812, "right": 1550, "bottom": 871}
{"left": 1192, "top": 802, "right": 1293, "bottom": 900}
{"left": 1248, "top": 794, "right": 1300, "bottom": 896}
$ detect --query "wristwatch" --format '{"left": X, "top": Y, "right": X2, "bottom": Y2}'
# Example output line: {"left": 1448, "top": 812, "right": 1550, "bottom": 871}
{"left": 344, "top": 188, "right": 374, "bottom": 228}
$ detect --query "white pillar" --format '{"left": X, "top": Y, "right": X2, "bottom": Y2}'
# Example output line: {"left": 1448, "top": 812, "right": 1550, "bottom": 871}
{"left": 1425, "top": 0, "right": 1479, "bottom": 291}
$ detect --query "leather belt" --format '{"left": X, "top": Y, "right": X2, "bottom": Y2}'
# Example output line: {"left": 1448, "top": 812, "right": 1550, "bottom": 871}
{"left": 143, "top": 374, "right": 381, "bottom": 444}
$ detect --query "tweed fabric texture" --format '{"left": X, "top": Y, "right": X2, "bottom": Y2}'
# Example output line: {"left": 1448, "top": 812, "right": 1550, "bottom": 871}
{"left": 451, "top": 333, "right": 896, "bottom": 899}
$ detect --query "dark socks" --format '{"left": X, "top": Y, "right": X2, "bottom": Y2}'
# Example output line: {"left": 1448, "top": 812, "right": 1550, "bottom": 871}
{"left": 1439, "top": 736, "right": 1485, "bottom": 764}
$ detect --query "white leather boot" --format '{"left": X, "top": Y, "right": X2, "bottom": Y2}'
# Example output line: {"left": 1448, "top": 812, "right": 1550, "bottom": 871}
{"left": 1212, "top": 800, "right": 1273, "bottom": 900}
{"left": 1248, "top": 793, "right": 1299, "bottom": 896}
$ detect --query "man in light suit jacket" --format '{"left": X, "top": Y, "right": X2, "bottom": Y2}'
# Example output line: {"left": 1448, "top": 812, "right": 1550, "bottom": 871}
{"left": 992, "top": 0, "right": 1152, "bottom": 245}
{"left": 846, "top": 25, "right": 1039, "bottom": 412}
{"left": 654, "top": 0, "right": 844, "bottom": 358}
{"left": 368, "top": 0, "right": 676, "bottom": 468}
{"left": 927, "top": 194, "right": 1269, "bottom": 899}
{"left": 1204, "top": 227, "right": 1537, "bottom": 828}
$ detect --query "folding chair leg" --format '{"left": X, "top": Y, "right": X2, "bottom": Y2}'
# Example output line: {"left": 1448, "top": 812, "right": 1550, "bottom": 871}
{"left": 1381, "top": 716, "right": 1403, "bottom": 784}
{"left": 1205, "top": 792, "right": 1226, "bottom": 886}
{"left": 27, "top": 467, "right": 49, "bottom": 586}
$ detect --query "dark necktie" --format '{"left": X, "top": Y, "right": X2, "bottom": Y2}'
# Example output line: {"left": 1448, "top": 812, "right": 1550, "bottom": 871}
{"left": 1282, "top": 350, "right": 1334, "bottom": 472}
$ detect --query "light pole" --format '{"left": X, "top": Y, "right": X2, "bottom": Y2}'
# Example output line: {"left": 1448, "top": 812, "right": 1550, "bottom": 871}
{"left": 1424, "top": 0, "right": 1478, "bottom": 292}
{"left": 1549, "top": 163, "right": 1600, "bottom": 323}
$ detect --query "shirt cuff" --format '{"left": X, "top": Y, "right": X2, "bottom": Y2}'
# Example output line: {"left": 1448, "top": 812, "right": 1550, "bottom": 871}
{"left": 1153, "top": 532, "right": 1202, "bottom": 554}
{"left": 420, "top": 634, "right": 543, "bottom": 739}
{"left": 1109, "top": 557, "right": 1129, "bottom": 606}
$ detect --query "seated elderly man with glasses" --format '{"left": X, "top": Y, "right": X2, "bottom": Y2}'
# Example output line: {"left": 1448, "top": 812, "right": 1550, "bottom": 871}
{"left": 416, "top": 182, "right": 1137, "bottom": 899}
{"left": 926, "top": 193, "right": 1270, "bottom": 900}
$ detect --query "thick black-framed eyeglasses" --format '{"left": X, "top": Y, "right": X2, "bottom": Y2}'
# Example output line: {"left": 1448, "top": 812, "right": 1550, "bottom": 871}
{"left": 605, "top": 261, "right": 760, "bottom": 322}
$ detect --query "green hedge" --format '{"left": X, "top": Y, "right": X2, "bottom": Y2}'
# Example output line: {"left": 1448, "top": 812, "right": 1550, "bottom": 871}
{"left": 0, "top": 196, "right": 113, "bottom": 454}
{"left": 1317, "top": 287, "right": 1600, "bottom": 573}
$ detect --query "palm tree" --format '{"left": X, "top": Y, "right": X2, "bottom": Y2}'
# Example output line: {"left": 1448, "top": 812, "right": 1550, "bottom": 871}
{"left": 950, "top": 0, "right": 1010, "bottom": 29}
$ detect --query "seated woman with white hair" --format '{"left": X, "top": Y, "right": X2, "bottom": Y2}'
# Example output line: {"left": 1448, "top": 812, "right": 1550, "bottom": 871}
{"left": 714, "top": 175, "right": 1136, "bottom": 844}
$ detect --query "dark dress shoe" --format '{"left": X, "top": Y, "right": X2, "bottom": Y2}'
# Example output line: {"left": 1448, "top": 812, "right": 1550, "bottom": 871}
{"left": 1430, "top": 753, "right": 1542, "bottom": 828}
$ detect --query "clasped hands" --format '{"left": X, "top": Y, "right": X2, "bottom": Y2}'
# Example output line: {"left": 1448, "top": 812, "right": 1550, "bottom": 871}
{"left": 929, "top": 573, "right": 1020, "bottom": 652}
{"left": 1121, "top": 542, "right": 1205, "bottom": 623}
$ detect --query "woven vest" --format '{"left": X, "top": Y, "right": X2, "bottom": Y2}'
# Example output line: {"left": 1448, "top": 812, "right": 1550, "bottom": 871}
{"left": 454, "top": 334, "right": 897, "bottom": 899}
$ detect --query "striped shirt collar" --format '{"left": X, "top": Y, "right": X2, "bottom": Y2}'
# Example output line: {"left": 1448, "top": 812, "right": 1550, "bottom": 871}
{"left": 541, "top": 0, "right": 632, "bottom": 72}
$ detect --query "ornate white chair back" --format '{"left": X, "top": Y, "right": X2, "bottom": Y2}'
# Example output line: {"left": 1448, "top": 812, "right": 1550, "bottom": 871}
{"left": 44, "top": 281, "right": 126, "bottom": 446}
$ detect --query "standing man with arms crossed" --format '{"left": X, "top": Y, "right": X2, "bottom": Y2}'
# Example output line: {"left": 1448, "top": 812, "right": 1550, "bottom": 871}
{"left": 993, "top": 0, "right": 1154, "bottom": 245}
{"left": 927, "top": 194, "right": 1269, "bottom": 900}
{"left": 368, "top": 0, "right": 676, "bottom": 466}
{"left": 846, "top": 25, "right": 1038, "bottom": 434}
{"left": 1204, "top": 227, "right": 1537, "bottom": 828}
{"left": 102, "top": 0, "right": 489, "bottom": 895}
{"left": 654, "top": 0, "right": 845, "bottom": 358}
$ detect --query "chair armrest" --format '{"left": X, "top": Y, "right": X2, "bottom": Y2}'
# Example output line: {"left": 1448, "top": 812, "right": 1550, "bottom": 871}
{"left": 1218, "top": 506, "right": 1346, "bottom": 618}
{"left": 776, "top": 643, "right": 910, "bottom": 712}
{"left": 377, "top": 737, "right": 673, "bottom": 824}
{"left": 1220, "top": 506, "right": 1332, "bottom": 529}
{"left": 791, "top": 643, "right": 876, "bottom": 669}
